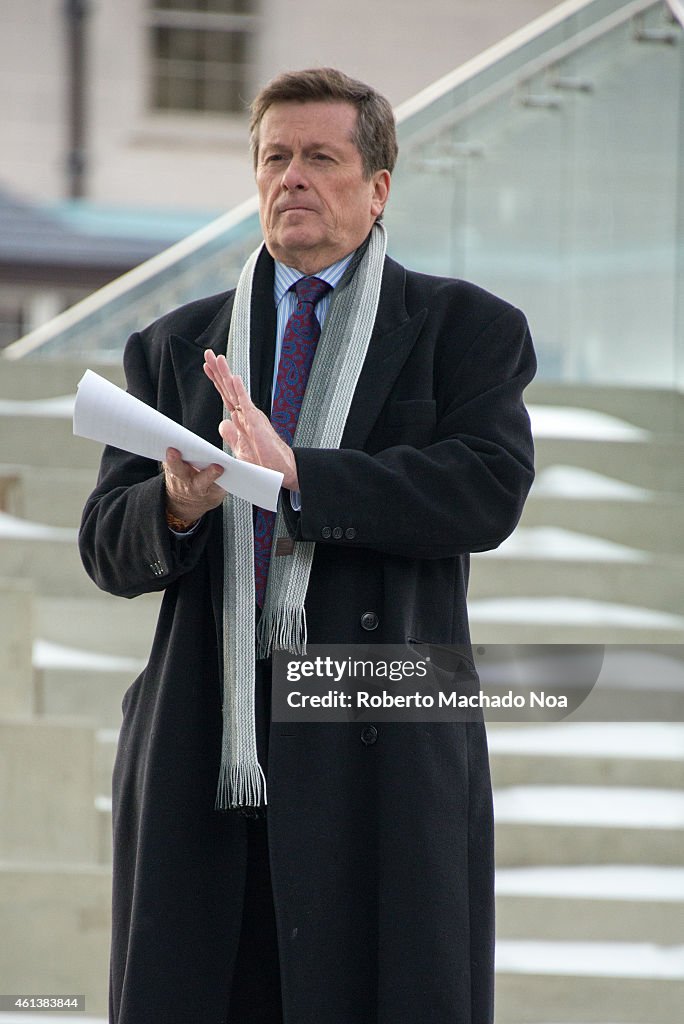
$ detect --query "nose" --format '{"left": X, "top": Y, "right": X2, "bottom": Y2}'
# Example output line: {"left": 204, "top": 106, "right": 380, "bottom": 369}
{"left": 280, "top": 156, "right": 308, "bottom": 191}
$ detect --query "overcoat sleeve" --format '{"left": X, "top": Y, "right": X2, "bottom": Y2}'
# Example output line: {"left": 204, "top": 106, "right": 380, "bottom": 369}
{"left": 293, "top": 303, "right": 536, "bottom": 560}
{"left": 78, "top": 329, "right": 213, "bottom": 599}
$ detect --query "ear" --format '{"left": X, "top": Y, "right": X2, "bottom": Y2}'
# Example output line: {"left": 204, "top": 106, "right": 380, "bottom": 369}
{"left": 370, "top": 170, "right": 391, "bottom": 219}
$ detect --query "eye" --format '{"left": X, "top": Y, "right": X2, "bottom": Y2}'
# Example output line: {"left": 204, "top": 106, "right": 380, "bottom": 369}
{"left": 312, "top": 153, "right": 333, "bottom": 162}
{"left": 263, "top": 153, "right": 285, "bottom": 164}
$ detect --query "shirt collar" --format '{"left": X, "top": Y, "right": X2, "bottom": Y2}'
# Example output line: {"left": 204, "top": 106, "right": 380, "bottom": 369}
{"left": 273, "top": 250, "right": 355, "bottom": 306}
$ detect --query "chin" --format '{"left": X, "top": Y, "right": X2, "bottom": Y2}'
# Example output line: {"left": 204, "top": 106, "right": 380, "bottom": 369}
{"left": 272, "top": 234, "right": 320, "bottom": 263}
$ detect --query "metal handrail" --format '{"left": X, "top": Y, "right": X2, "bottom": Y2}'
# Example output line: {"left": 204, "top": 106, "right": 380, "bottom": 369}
{"left": 667, "top": 0, "right": 684, "bottom": 24}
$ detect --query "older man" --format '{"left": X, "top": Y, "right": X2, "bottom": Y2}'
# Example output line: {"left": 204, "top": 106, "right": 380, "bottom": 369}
{"left": 80, "top": 68, "right": 535, "bottom": 1024}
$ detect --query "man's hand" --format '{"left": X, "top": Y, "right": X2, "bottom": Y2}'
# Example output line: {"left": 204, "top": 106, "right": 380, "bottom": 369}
{"left": 203, "top": 350, "right": 299, "bottom": 491}
{"left": 163, "top": 448, "right": 225, "bottom": 525}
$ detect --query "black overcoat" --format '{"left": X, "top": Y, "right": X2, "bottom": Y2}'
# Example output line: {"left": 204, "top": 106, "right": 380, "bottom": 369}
{"left": 79, "top": 251, "right": 536, "bottom": 1024}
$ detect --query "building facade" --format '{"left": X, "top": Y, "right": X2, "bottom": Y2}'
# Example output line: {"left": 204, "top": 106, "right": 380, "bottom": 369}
{"left": 1, "top": 0, "right": 558, "bottom": 212}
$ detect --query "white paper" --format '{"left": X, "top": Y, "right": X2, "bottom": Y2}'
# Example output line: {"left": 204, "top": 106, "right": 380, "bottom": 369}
{"left": 73, "top": 369, "right": 283, "bottom": 511}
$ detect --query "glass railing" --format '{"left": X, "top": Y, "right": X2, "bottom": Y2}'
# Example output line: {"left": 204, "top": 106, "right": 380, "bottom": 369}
{"left": 390, "top": 0, "right": 684, "bottom": 386}
{"left": 5, "top": 0, "right": 683, "bottom": 389}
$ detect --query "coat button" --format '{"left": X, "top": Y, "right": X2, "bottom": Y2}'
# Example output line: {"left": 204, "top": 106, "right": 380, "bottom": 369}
{"left": 332, "top": 526, "right": 343, "bottom": 539}
{"left": 345, "top": 527, "right": 356, "bottom": 540}
{"left": 321, "top": 526, "right": 332, "bottom": 539}
{"left": 360, "top": 611, "right": 379, "bottom": 631}
{"left": 361, "top": 725, "right": 378, "bottom": 745}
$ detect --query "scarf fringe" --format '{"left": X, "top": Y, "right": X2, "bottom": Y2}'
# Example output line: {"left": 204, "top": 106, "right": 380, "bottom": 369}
{"left": 215, "top": 760, "right": 267, "bottom": 811}
{"left": 256, "top": 602, "right": 307, "bottom": 659}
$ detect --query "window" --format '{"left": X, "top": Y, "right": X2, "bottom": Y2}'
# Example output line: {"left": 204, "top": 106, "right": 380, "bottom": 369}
{"left": 148, "top": 0, "right": 257, "bottom": 115}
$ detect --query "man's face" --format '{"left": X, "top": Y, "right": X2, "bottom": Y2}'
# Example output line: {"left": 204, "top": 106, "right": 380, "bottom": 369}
{"left": 255, "top": 101, "right": 390, "bottom": 274}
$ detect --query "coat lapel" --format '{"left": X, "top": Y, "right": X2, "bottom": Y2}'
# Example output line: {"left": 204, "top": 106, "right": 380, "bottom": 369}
{"left": 168, "top": 246, "right": 277, "bottom": 444}
{"left": 168, "top": 295, "right": 233, "bottom": 447}
{"left": 341, "top": 256, "right": 428, "bottom": 450}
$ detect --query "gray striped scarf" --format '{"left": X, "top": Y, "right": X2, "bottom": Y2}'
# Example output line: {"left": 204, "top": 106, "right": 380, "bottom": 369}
{"left": 216, "top": 222, "right": 387, "bottom": 810}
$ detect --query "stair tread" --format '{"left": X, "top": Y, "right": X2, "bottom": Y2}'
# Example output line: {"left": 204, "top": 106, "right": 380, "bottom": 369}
{"left": 476, "top": 527, "right": 651, "bottom": 563}
{"left": 495, "top": 864, "right": 684, "bottom": 902}
{"left": 494, "top": 787, "right": 684, "bottom": 829}
{"left": 487, "top": 723, "right": 684, "bottom": 760}
{"left": 0, "top": 395, "right": 75, "bottom": 418}
{"left": 470, "top": 597, "right": 684, "bottom": 629}
{"left": 531, "top": 465, "right": 656, "bottom": 501}
{"left": 0, "top": 511, "right": 77, "bottom": 542}
{"left": 34, "top": 639, "right": 144, "bottom": 674}
{"left": 528, "top": 405, "right": 650, "bottom": 442}
{"left": 496, "top": 939, "right": 684, "bottom": 979}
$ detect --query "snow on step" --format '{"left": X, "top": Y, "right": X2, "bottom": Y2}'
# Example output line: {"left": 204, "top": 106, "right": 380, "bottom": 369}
{"left": 493, "top": 787, "right": 684, "bottom": 829}
{"left": 0, "top": 511, "right": 77, "bottom": 542}
{"left": 477, "top": 527, "right": 648, "bottom": 562}
{"left": 470, "top": 598, "right": 684, "bottom": 628}
{"left": 496, "top": 864, "right": 684, "bottom": 902}
{"left": 496, "top": 939, "right": 684, "bottom": 978}
{"left": 487, "top": 723, "right": 684, "bottom": 760}
{"left": 532, "top": 465, "right": 654, "bottom": 501}
{"left": 0, "top": 1018, "right": 105, "bottom": 1024}
{"left": 0, "top": 395, "right": 75, "bottom": 417}
{"left": 33, "top": 639, "right": 144, "bottom": 674}
{"left": 528, "top": 406, "right": 649, "bottom": 442}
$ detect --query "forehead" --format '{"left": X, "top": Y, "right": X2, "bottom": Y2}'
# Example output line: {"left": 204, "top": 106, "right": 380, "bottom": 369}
{"left": 258, "top": 101, "right": 359, "bottom": 150}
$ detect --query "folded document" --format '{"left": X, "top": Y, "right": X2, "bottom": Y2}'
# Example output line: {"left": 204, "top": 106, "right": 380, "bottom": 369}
{"left": 73, "top": 370, "right": 283, "bottom": 512}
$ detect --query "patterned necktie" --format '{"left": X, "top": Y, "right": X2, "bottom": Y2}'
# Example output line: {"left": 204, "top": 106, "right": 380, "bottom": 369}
{"left": 254, "top": 275, "right": 332, "bottom": 607}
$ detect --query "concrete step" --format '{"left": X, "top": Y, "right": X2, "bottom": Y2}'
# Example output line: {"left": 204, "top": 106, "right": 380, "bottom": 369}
{"left": 521, "top": 492, "right": 684, "bottom": 555}
{"left": 0, "top": 395, "right": 102, "bottom": 470}
{"left": 495, "top": 865, "right": 684, "bottom": 944}
{"left": 95, "top": 797, "right": 112, "bottom": 865}
{"left": 474, "top": 648, "right": 684, "bottom": 725}
{"left": 0, "top": 719, "right": 98, "bottom": 864}
{"left": 36, "top": 594, "right": 161, "bottom": 659}
{"left": 495, "top": 939, "right": 684, "bottom": 1024}
{"left": 471, "top": 537, "right": 684, "bottom": 614}
{"left": 0, "top": 578, "right": 33, "bottom": 717}
{"left": 0, "top": 1016, "right": 105, "bottom": 1024}
{"left": 0, "top": 513, "right": 96, "bottom": 596}
{"left": 34, "top": 641, "right": 144, "bottom": 729}
{"left": 488, "top": 723, "right": 684, "bottom": 789}
{"left": 470, "top": 597, "right": 684, "bottom": 646}
{"left": 95, "top": 731, "right": 118, "bottom": 797}
{"left": 527, "top": 382, "right": 684, "bottom": 434}
{"left": 494, "top": 786, "right": 684, "bottom": 867}
{"left": 528, "top": 402, "right": 684, "bottom": 491}
{"left": 533, "top": 436, "right": 684, "bottom": 492}
{"left": 0, "top": 862, "right": 110, "bottom": 1018}
{"left": 0, "top": 359, "right": 124, "bottom": 400}
{"left": 0, "top": 464, "right": 100, "bottom": 528}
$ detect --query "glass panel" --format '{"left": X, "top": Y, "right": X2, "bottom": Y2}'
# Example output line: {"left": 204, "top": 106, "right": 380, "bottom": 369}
{"left": 677, "top": 21, "right": 684, "bottom": 390}
{"left": 388, "top": 0, "right": 684, "bottom": 387}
